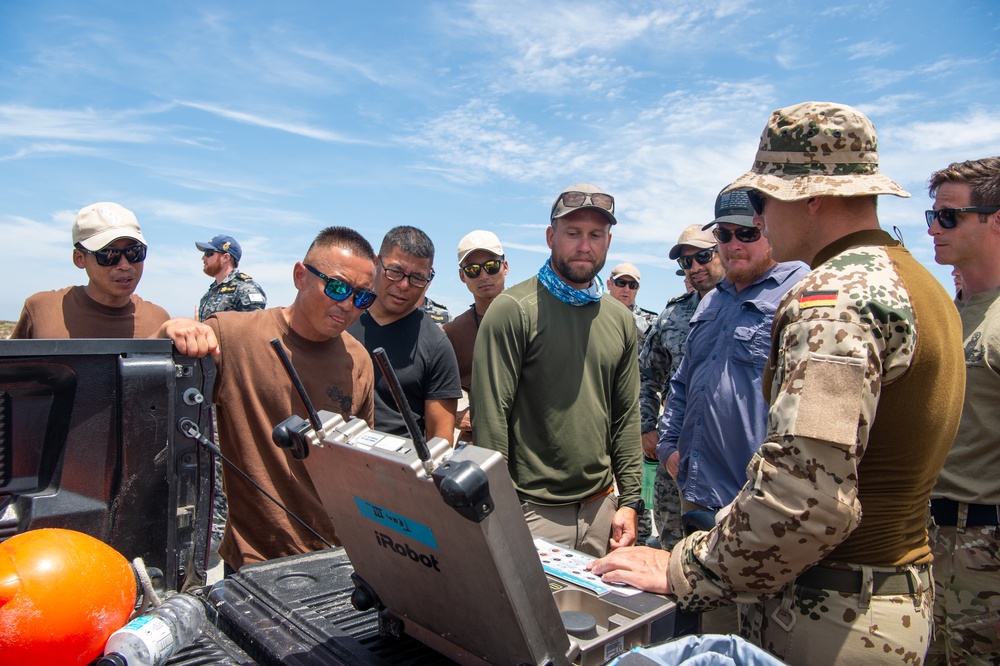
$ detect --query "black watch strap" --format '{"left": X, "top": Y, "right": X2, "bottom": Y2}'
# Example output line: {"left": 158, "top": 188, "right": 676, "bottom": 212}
{"left": 620, "top": 498, "right": 645, "bottom": 513}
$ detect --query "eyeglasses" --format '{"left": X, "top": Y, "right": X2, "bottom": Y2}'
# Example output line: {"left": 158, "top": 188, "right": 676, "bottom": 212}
{"left": 379, "top": 257, "right": 434, "bottom": 288}
{"left": 557, "top": 191, "right": 615, "bottom": 212}
{"left": 76, "top": 243, "right": 147, "bottom": 267}
{"left": 925, "top": 206, "right": 1000, "bottom": 230}
{"left": 203, "top": 250, "right": 217, "bottom": 257}
{"left": 611, "top": 277, "right": 638, "bottom": 290}
{"left": 677, "top": 247, "right": 717, "bottom": 270}
{"left": 461, "top": 258, "right": 504, "bottom": 279}
{"left": 713, "top": 226, "right": 762, "bottom": 244}
{"left": 304, "top": 264, "right": 377, "bottom": 309}
{"left": 746, "top": 190, "right": 767, "bottom": 216}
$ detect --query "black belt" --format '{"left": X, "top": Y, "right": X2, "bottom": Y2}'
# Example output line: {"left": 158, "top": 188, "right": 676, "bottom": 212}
{"left": 930, "top": 498, "right": 1000, "bottom": 527}
{"left": 796, "top": 564, "right": 929, "bottom": 596}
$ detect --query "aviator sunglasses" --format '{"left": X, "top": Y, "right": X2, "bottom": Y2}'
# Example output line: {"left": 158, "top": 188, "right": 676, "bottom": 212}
{"left": 713, "top": 226, "right": 762, "bottom": 244}
{"left": 462, "top": 257, "right": 504, "bottom": 279}
{"left": 677, "top": 247, "right": 717, "bottom": 270}
{"left": 925, "top": 206, "right": 1000, "bottom": 230}
{"left": 76, "top": 243, "right": 147, "bottom": 267}
{"left": 304, "top": 264, "right": 377, "bottom": 309}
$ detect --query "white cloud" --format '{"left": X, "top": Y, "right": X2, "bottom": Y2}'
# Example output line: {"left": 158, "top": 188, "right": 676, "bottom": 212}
{"left": 176, "top": 101, "right": 375, "bottom": 144}
{"left": 0, "top": 105, "right": 160, "bottom": 142}
{"left": 845, "top": 39, "right": 900, "bottom": 61}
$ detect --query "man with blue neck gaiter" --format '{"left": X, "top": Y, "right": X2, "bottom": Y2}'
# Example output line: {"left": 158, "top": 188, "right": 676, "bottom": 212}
{"left": 471, "top": 183, "right": 643, "bottom": 557}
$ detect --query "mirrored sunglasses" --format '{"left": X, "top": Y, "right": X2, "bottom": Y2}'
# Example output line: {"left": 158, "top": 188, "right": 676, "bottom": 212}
{"left": 304, "top": 264, "right": 377, "bottom": 309}
{"left": 559, "top": 191, "right": 615, "bottom": 212}
{"left": 925, "top": 206, "right": 1000, "bottom": 230}
{"left": 461, "top": 258, "right": 504, "bottom": 279}
{"left": 677, "top": 247, "right": 717, "bottom": 270}
{"left": 713, "top": 226, "right": 762, "bottom": 244}
{"left": 611, "top": 277, "right": 638, "bottom": 290}
{"left": 77, "top": 243, "right": 147, "bottom": 267}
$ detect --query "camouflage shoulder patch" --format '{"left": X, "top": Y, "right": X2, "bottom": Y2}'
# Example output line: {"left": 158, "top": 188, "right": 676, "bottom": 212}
{"left": 799, "top": 290, "right": 839, "bottom": 309}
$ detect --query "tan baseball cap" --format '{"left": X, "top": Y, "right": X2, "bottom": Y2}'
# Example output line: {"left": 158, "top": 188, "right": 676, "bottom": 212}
{"left": 723, "top": 101, "right": 909, "bottom": 201}
{"left": 668, "top": 224, "right": 717, "bottom": 260}
{"left": 457, "top": 230, "right": 504, "bottom": 264}
{"left": 551, "top": 182, "right": 617, "bottom": 225}
{"left": 72, "top": 202, "right": 146, "bottom": 251}
{"left": 609, "top": 262, "right": 641, "bottom": 282}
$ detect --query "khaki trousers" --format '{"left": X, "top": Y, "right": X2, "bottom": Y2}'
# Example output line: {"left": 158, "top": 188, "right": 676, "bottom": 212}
{"left": 521, "top": 493, "right": 617, "bottom": 557}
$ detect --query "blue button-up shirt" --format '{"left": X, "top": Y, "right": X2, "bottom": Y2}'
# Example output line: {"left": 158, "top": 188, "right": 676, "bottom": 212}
{"left": 656, "top": 261, "right": 808, "bottom": 509}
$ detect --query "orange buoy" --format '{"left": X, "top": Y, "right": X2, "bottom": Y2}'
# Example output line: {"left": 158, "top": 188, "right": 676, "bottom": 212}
{"left": 0, "top": 528, "right": 137, "bottom": 665}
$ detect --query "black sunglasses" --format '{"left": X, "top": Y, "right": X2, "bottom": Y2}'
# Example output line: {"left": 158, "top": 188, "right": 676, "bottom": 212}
{"left": 203, "top": 250, "right": 217, "bottom": 257}
{"left": 713, "top": 226, "right": 762, "bottom": 244}
{"left": 925, "top": 206, "right": 1000, "bottom": 230}
{"left": 462, "top": 258, "right": 504, "bottom": 279}
{"left": 378, "top": 257, "right": 434, "bottom": 288}
{"left": 677, "top": 247, "right": 717, "bottom": 270}
{"left": 77, "top": 243, "right": 147, "bottom": 267}
{"left": 304, "top": 264, "right": 377, "bottom": 309}
{"left": 612, "top": 277, "right": 638, "bottom": 290}
{"left": 557, "top": 191, "right": 615, "bottom": 212}
{"left": 746, "top": 190, "right": 766, "bottom": 216}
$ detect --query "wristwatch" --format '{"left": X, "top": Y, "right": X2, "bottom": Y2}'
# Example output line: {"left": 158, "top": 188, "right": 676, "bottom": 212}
{"left": 619, "top": 498, "right": 645, "bottom": 513}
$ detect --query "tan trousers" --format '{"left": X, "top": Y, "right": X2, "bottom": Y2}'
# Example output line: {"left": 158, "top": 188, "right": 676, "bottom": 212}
{"left": 741, "top": 565, "right": 933, "bottom": 665}
{"left": 521, "top": 493, "right": 617, "bottom": 557}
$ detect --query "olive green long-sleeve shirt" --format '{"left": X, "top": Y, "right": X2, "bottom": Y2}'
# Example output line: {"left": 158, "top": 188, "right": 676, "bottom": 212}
{"left": 471, "top": 276, "right": 642, "bottom": 506}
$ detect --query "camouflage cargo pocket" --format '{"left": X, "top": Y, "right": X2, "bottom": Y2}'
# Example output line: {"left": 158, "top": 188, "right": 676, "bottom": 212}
{"left": 948, "top": 608, "right": 1000, "bottom": 658}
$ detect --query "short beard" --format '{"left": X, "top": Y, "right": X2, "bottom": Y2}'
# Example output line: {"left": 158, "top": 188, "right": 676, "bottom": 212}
{"left": 725, "top": 245, "right": 774, "bottom": 286}
{"left": 551, "top": 253, "right": 603, "bottom": 287}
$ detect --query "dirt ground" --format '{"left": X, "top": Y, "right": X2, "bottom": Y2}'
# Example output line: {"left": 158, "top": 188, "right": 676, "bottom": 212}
{"left": 0, "top": 321, "right": 14, "bottom": 339}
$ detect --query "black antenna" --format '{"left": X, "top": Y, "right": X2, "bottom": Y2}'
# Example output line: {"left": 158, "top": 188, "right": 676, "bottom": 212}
{"left": 270, "top": 338, "right": 323, "bottom": 433}
{"left": 373, "top": 347, "right": 432, "bottom": 465}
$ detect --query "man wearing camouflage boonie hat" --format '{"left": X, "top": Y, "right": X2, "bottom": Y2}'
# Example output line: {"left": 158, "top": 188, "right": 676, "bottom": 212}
{"left": 590, "top": 102, "right": 966, "bottom": 665}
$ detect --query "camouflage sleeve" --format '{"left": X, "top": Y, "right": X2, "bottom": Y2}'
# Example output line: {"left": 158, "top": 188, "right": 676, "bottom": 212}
{"left": 236, "top": 280, "right": 267, "bottom": 312}
{"left": 667, "top": 258, "right": 913, "bottom": 610}
{"left": 638, "top": 319, "right": 671, "bottom": 433}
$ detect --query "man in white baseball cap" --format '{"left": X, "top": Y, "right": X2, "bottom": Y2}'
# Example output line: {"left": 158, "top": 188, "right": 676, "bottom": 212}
{"left": 11, "top": 202, "right": 169, "bottom": 339}
{"left": 442, "top": 230, "right": 509, "bottom": 443}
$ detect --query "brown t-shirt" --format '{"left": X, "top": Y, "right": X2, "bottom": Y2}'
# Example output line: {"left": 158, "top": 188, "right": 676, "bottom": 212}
{"left": 442, "top": 305, "right": 478, "bottom": 392}
{"left": 208, "top": 308, "right": 375, "bottom": 569}
{"left": 10, "top": 285, "right": 170, "bottom": 339}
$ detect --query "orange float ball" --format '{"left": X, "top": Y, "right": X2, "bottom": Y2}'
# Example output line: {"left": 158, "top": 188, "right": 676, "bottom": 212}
{"left": 0, "top": 528, "right": 137, "bottom": 666}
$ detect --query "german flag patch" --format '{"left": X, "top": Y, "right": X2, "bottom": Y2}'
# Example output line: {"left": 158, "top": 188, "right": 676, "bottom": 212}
{"left": 799, "top": 290, "right": 839, "bottom": 309}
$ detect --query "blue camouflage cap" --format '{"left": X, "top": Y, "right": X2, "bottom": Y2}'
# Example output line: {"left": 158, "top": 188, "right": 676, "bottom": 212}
{"left": 195, "top": 234, "right": 242, "bottom": 262}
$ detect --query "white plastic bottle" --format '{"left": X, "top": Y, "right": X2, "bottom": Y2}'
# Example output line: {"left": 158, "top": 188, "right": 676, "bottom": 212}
{"left": 98, "top": 593, "right": 208, "bottom": 666}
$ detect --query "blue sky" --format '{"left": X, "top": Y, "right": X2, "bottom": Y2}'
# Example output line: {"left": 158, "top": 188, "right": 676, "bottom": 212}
{"left": 2, "top": 1, "right": 999, "bottom": 321}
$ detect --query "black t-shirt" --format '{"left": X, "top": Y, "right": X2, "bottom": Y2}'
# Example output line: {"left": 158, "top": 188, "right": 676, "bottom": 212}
{"left": 348, "top": 309, "right": 462, "bottom": 438}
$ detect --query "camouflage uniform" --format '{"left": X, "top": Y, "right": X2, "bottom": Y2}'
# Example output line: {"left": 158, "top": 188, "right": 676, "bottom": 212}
{"left": 666, "top": 232, "right": 964, "bottom": 665}
{"left": 198, "top": 269, "right": 267, "bottom": 322}
{"left": 926, "top": 286, "right": 1000, "bottom": 666}
{"left": 638, "top": 290, "right": 698, "bottom": 550}
{"left": 421, "top": 296, "right": 451, "bottom": 325}
{"left": 198, "top": 268, "right": 266, "bottom": 548}
{"left": 629, "top": 303, "right": 659, "bottom": 345}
